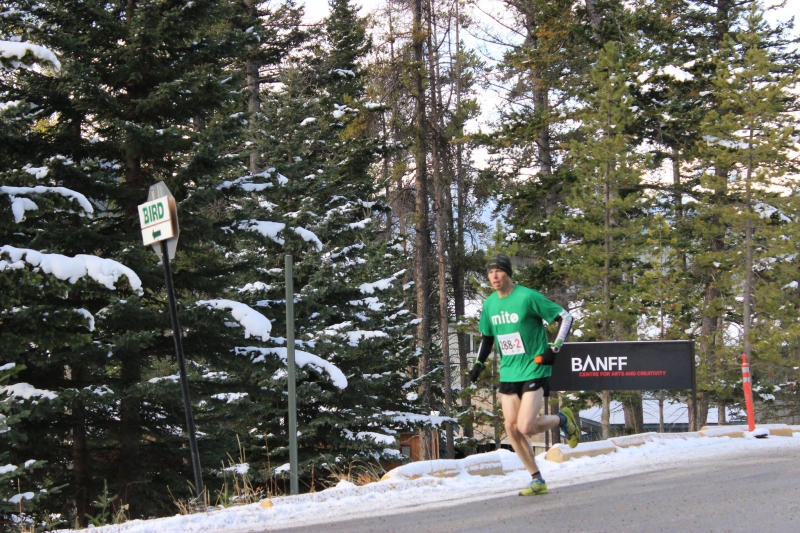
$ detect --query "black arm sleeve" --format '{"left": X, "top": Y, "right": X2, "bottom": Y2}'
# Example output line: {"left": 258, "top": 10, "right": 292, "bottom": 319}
{"left": 476, "top": 335, "right": 494, "bottom": 365}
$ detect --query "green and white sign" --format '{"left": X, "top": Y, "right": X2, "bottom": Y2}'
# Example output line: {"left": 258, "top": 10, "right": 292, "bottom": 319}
{"left": 139, "top": 196, "right": 174, "bottom": 245}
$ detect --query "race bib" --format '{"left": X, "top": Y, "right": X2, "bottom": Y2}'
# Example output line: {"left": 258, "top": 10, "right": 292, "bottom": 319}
{"left": 497, "top": 332, "right": 525, "bottom": 356}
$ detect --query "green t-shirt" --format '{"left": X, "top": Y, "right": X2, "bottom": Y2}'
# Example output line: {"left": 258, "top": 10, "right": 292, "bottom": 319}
{"left": 478, "top": 285, "right": 563, "bottom": 382}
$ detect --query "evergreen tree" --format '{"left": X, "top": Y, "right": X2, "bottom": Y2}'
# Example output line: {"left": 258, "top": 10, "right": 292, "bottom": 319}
{"left": 0, "top": 0, "right": 255, "bottom": 524}
{"left": 210, "top": 0, "right": 422, "bottom": 490}
{"left": 695, "top": 1, "right": 800, "bottom": 419}
{"left": 557, "top": 41, "right": 650, "bottom": 437}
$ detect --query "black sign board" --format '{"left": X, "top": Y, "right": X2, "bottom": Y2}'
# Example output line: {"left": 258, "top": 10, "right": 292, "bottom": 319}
{"left": 549, "top": 341, "right": 695, "bottom": 392}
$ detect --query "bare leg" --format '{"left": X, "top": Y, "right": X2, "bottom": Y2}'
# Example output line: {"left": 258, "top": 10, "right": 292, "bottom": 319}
{"left": 517, "top": 389, "right": 561, "bottom": 436}
{"left": 501, "top": 389, "right": 562, "bottom": 475}
{"left": 501, "top": 392, "right": 537, "bottom": 474}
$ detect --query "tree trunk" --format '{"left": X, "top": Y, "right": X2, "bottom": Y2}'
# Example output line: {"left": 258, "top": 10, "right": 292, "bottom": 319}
{"left": 451, "top": 0, "right": 472, "bottom": 444}
{"left": 118, "top": 361, "right": 142, "bottom": 513}
{"left": 71, "top": 365, "right": 89, "bottom": 528}
{"left": 743, "top": 129, "right": 754, "bottom": 361}
{"left": 425, "top": 0, "right": 456, "bottom": 459}
{"left": 411, "top": 0, "right": 433, "bottom": 460}
{"left": 244, "top": 0, "right": 261, "bottom": 174}
{"left": 688, "top": 392, "right": 709, "bottom": 432}
{"left": 584, "top": 0, "right": 602, "bottom": 34}
{"left": 622, "top": 392, "right": 643, "bottom": 434}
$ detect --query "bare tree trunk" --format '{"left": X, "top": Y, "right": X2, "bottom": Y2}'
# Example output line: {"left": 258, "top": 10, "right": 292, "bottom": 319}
{"left": 693, "top": 0, "right": 734, "bottom": 436}
{"left": 425, "top": 0, "right": 456, "bottom": 459}
{"left": 622, "top": 393, "right": 643, "bottom": 434}
{"left": 601, "top": 390, "right": 611, "bottom": 440}
{"left": 672, "top": 149, "right": 686, "bottom": 270}
{"left": 688, "top": 393, "right": 709, "bottom": 432}
{"left": 601, "top": 153, "right": 612, "bottom": 441}
{"left": 743, "top": 130, "right": 754, "bottom": 362}
{"left": 412, "top": 0, "right": 433, "bottom": 460}
{"left": 584, "top": 0, "right": 602, "bottom": 35}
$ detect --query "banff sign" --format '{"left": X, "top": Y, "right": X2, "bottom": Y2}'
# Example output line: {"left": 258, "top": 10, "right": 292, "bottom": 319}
{"left": 549, "top": 341, "right": 695, "bottom": 392}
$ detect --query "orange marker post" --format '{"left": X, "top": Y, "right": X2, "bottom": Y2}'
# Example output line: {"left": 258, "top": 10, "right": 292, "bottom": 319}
{"left": 741, "top": 354, "right": 756, "bottom": 432}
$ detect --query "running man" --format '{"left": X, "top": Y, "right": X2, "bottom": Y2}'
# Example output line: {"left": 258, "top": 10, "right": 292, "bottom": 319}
{"left": 469, "top": 253, "right": 580, "bottom": 496}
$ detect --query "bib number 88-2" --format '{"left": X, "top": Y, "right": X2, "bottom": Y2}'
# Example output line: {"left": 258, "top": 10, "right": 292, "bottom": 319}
{"left": 497, "top": 332, "right": 525, "bottom": 355}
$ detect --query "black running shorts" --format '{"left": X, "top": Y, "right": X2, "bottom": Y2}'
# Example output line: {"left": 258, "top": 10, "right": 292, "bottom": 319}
{"left": 498, "top": 377, "right": 550, "bottom": 398}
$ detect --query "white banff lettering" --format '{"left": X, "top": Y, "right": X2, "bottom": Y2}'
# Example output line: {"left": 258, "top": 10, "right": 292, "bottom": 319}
{"left": 571, "top": 356, "right": 628, "bottom": 372}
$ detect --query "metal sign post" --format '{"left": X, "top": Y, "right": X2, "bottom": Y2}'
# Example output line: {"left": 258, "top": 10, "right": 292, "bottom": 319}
{"left": 138, "top": 182, "right": 204, "bottom": 505}
{"left": 285, "top": 255, "right": 299, "bottom": 495}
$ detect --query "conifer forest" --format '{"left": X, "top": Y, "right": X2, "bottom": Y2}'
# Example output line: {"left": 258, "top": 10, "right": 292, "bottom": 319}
{"left": 1, "top": 0, "right": 799, "bottom": 529}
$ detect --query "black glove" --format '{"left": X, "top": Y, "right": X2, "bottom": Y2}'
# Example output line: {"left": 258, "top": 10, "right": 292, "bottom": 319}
{"left": 534, "top": 348, "right": 557, "bottom": 366}
{"left": 468, "top": 361, "right": 485, "bottom": 383}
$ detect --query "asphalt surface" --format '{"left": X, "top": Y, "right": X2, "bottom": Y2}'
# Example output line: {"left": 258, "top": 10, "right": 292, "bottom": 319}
{"left": 264, "top": 444, "right": 800, "bottom": 533}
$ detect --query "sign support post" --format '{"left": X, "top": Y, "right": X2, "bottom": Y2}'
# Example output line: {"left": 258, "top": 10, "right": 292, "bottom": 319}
{"left": 286, "top": 255, "right": 299, "bottom": 495}
{"left": 161, "top": 239, "right": 204, "bottom": 504}
{"left": 691, "top": 342, "right": 698, "bottom": 432}
{"left": 139, "top": 182, "right": 204, "bottom": 506}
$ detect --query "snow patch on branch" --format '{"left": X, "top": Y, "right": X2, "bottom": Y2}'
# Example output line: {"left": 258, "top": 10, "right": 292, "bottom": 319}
{"left": 235, "top": 347, "right": 347, "bottom": 389}
{"left": 343, "top": 330, "right": 389, "bottom": 346}
{"left": 73, "top": 308, "right": 95, "bottom": 331}
{"left": 293, "top": 226, "right": 323, "bottom": 251}
{"left": 218, "top": 169, "right": 278, "bottom": 192}
{"left": 659, "top": 65, "right": 694, "bottom": 81}
{"left": 238, "top": 220, "right": 286, "bottom": 245}
{"left": 384, "top": 411, "right": 455, "bottom": 428}
{"left": 0, "top": 40, "right": 61, "bottom": 72}
{"left": 359, "top": 270, "right": 404, "bottom": 294}
{"left": 197, "top": 299, "right": 272, "bottom": 341}
{"left": 0, "top": 246, "right": 142, "bottom": 294}
{"left": 2, "top": 383, "right": 57, "bottom": 400}
{"left": 342, "top": 430, "right": 396, "bottom": 445}
{"left": 1, "top": 185, "right": 93, "bottom": 223}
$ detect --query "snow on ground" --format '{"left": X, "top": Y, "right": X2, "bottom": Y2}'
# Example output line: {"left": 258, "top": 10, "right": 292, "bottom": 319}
{"left": 56, "top": 433, "right": 800, "bottom": 533}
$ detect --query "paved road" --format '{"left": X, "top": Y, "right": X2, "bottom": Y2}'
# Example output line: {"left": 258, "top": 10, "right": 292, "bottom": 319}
{"left": 265, "top": 445, "right": 800, "bottom": 533}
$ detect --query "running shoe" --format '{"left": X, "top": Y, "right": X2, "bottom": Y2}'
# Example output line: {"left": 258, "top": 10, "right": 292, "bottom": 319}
{"left": 560, "top": 407, "right": 580, "bottom": 448}
{"left": 519, "top": 477, "right": 548, "bottom": 496}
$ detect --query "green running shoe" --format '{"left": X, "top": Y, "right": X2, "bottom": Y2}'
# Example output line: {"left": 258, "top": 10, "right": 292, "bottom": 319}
{"left": 560, "top": 407, "right": 580, "bottom": 448}
{"left": 519, "top": 477, "right": 548, "bottom": 496}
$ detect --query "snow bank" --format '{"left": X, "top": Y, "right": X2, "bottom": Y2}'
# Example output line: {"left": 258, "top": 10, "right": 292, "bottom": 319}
{"left": 235, "top": 346, "right": 347, "bottom": 389}
{"left": 382, "top": 449, "right": 524, "bottom": 481}
{"left": 0, "top": 245, "right": 142, "bottom": 294}
{"left": 50, "top": 433, "right": 800, "bottom": 533}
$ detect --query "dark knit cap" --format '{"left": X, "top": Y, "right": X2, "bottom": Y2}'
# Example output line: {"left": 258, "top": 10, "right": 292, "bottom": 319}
{"left": 486, "top": 253, "right": 513, "bottom": 278}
